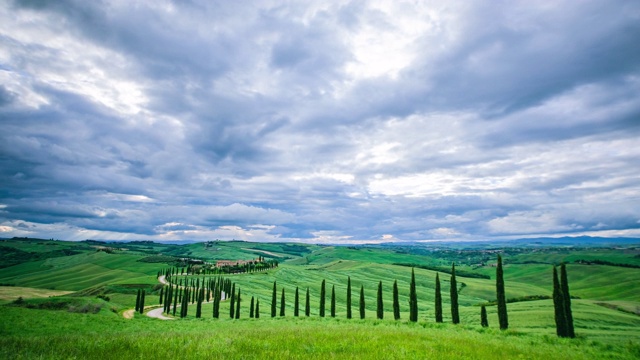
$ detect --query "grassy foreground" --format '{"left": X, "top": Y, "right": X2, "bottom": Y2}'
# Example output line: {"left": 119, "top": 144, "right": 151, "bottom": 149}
{"left": 1, "top": 306, "right": 638, "bottom": 360}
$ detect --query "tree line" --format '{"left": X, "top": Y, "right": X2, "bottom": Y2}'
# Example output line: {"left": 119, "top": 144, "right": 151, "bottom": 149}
{"left": 145, "top": 255, "right": 574, "bottom": 337}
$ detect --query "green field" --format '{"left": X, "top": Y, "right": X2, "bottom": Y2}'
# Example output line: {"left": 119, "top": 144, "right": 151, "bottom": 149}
{"left": 0, "top": 237, "right": 639, "bottom": 359}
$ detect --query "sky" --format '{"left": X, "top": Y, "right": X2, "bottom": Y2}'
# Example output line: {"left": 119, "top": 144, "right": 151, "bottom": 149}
{"left": 1, "top": 0, "right": 639, "bottom": 243}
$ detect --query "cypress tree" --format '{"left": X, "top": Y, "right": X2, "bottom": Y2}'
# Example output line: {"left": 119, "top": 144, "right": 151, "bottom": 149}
{"left": 359, "top": 285, "right": 365, "bottom": 319}
{"left": 294, "top": 286, "right": 299, "bottom": 317}
{"left": 280, "top": 288, "right": 286, "bottom": 317}
{"left": 481, "top": 305, "right": 488, "bottom": 327}
{"left": 435, "top": 273, "right": 443, "bottom": 323}
{"left": 377, "top": 281, "right": 384, "bottom": 320}
{"left": 230, "top": 283, "right": 236, "bottom": 319}
{"left": 250, "top": 296, "right": 255, "bottom": 318}
{"left": 172, "top": 287, "right": 178, "bottom": 316}
{"left": 560, "top": 264, "right": 575, "bottom": 338}
{"left": 496, "top": 255, "right": 509, "bottom": 330}
{"left": 135, "top": 289, "right": 141, "bottom": 312}
{"left": 255, "top": 299, "right": 260, "bottom": 318}
{"left": 319, "top": 279, "right": 326, "bottom": 317}
{"left": 271, "top": 281, "right": 277, "bottom": 318}
{"left": 409, "top": 268, "right": 418, "bottom": 322}
{"left": 451, "top": 263, "right": 459, "bottom": 324}
{"left": 347, "top": 276, "right": 352, "bottom": 319}
{"left": 139, "top": 290, "right": 146, "bottom": 314}
{"left": 393, "top": 279, "right": 400, "bottom": 320}
{"left": 196, "top": 288, "right": 203, "bottom": 318}
{"left": 331, "top": 285, "right": 336, "bottom": 318}
{"left": 159, "top": 286, "right": 164, "bottom": 304}
{"left": 305, "top": 287, "right": 310, "bottom": 317}
{"left": 553, "top": 266, "right": 567, "bottom": 337}
{"left": 181, "top": 289, "right": 188, "bottom": 318}
{"left": 235, "top": 288, "right": 241, "bottom": 319}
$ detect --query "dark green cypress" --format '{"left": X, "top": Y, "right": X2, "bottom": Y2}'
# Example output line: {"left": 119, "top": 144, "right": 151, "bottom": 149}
{"left": 359, "top": 285, "right": 365, "bottom": 319}
{"left": 305, "top": 287, "right": 310, "bottom": 317}
{"left": 139, "top": 290, "right": 146, "bottom": 314}
{"left": 255, "top": 299, "right": 260, "bottom": 318}
{"left": 172, "top": 287, "right": 178, "bottom": 316}
{"left": 180, "top": 289, "right": 188, "bottom": 318}
{"left": 451, "top": 263, "right": 459, "bottom": 324}
{"left": 196, "top": 288, "right": 203, "bottom": 318}
{"left": 377, "top": 281, "right": 384, "bottom": 320}
{"left": 250, "top": 296, "right": 255, "bottom": 318}
{"left": 409, "top": 268, "right": 418, "bottom": 322}
{"left": 280, "top": 288, "right": 286, "bottom": 316}
{"left": 271, "top": 281, "right": 277, "bottom": 318}
{"left": 331, "top": 285, "right": 336, "bottom": 318}
{"left": 159, "top": 286, "right": 164, "bottom": 304}
{"left": 560, "top": 264, "right": 575, "bottom": 338}
{"left": 235, "top": 288, "right": 241, "bottom": 319}
{"left": 393, "top": 279, "right": 400, "bottom": 320}
{"left": 496, "top": 255, "right": 508, "bottom": 330}
{"left": 347, "top": 276, "right": 352, "bottom": 319}
{"left": 135, "top": 289, "right": 141, "bottom": 312}
{"left": 435, "top": 273, "right": 443, "bottom": 323}
{"left": 294, "top": 287, "right": 299, "bottom": 317}
{"left": 319, "top": 279, "right": 326, "bottom": 317}
{"left": 230, "top": 283, "right": 236, "bottom": 319}
{"left": 553, "top": 266, "right": 567, "bottom": 337}
{"left": 481, "top": 305, "right": 488, "bottom": 327}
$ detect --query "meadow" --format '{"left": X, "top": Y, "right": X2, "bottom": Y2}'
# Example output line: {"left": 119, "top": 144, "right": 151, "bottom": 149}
{"left": 0, "top": 237, "right": 639, "bottom": 359}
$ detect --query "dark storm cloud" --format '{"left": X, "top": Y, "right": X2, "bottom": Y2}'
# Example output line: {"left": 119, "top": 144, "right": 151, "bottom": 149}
{"left": 1, "top": 0, "right": 639, "bottom": 241}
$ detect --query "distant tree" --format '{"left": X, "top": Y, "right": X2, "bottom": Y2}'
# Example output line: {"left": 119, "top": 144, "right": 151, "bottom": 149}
{"left": 230, "top": 283, "right": 236, "bottom": 319}
{"left": 305, "top": 287, "right": 310, "bottom": 317}
{"left": 451, "top": 264, "right": 459, "bottom": 324}
{"left": 560, "top": 264, "right": 575, "bottom": 338}
{"left": 409, "top": 268, "right": 418, "bottom": 322}
{"left": 255, "top": 299, "right": 260, "bottom": 318}
{"left": 331, "top": 285, "right": 336, "bottom": 317}
{"left": 496, "top": 255, "right": 508, "bottom": 330}
{"left": 435, "top": 273, "right": 443, "bottom": 323}
{"left": 235, "top": 288, "right": 241, "bottom": 319}
{"left": 347, "top": 276, "right": 352, "bottom": 319}
{"left": 250, "top": 296, "right": 255, "bottom": 318}
{"left": 553, "top": 266, "right": 568, "bottom": 337}
{"left": 393, "top": 279, "right": 400, "bottom": 320}
{"left": 377, "top": 281, "right": 384, "bottom": 320}
{"left": 320, "top": 279, "right": 326, "bottom": 317}
{"left": 280, "top": 288, "right": 286, "bottom": 317}
{"left": 139, "top": 290, "right": 146, "bottom": 314}
{"left": 159, "top": 286, "right": 164, "bottom": 305}
{"left": 294, "top": 286, "right": 300, "bottom": 317}
{"left": 481, "top": 305, "right": 488, "bottom": 327}
{"left": 271, "top": 281, "right": 277, "bottom": 318}
{"left": 359, "top": 285, "right": 365, "bottom": 319}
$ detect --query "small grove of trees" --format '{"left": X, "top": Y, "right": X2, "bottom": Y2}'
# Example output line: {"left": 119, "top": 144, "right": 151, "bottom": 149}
{"left": 553, "top": 264, "right": 575, "bottom": 338}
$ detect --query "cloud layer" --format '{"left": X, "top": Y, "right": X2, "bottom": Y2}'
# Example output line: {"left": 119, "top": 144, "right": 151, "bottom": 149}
{"left": 1, "top": 0, "right": 639, "bottom": 242}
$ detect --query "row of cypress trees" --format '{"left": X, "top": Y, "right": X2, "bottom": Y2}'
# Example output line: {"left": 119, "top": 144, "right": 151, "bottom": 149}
{"left": 151, "top": 256, "right": 574, "bottom": 338}
{"left": 134, "top": 289, "right": 145, "bottom": 314}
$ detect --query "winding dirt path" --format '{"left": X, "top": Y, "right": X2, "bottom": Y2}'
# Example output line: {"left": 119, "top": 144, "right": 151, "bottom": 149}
{"left": 120, "top": 275, "right": 226, "bottom": 320}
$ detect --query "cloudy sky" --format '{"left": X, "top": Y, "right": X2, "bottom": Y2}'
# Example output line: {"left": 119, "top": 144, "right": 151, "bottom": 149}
{"left": 1, "top": 0, "right": 639, "bottom": 243}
